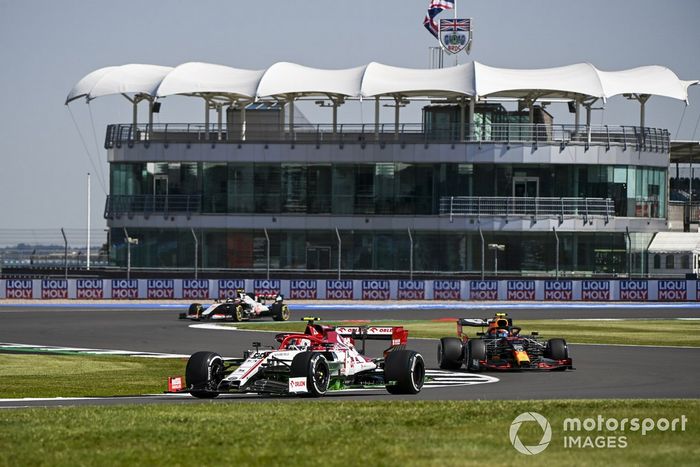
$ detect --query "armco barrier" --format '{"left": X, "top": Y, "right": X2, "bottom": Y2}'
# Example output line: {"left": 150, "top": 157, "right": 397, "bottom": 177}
{"left": 0, "top": 279, "right": 697, "bottom": 301}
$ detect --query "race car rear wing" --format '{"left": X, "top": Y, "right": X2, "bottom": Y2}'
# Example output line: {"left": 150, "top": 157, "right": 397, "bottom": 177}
{"left": 334, "top": 325, "right": 408, "bottom": 353}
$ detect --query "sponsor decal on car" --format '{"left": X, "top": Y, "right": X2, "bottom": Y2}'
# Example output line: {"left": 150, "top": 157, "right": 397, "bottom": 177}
{"left": 397, "top": 280, "right": 425, "bottom": 300}
{"left": 288, "top": 377, "right": 308, "bottom": 394}
{"left": 254, "top": 279, "right": 280, "bottom": 297}
{"left": 326, "top": 280, "right": 353, "bottom": 300}
{"left": 147, "top": 279, "right": 174, "bottom": 299}
{"left": 76, "top": 279, "right": 103, "bottom": 299}
{"left": 111, "top": 279, "right": 138, "bottom": 299}
{"left": 362, "top": 280, "right": 390, "bottom": 300}
{"left": 168, "top": 376, "right": 184, "bottom": 392}
{"left": 470, "top": 280, "right": 498, "bottom": 300}
{"left": 619, "top": 280, "right": 648, "bottom": 301}
{"left": 5, "top": 279, "right": 33, "bottom": 299}
{"left": 507, "top": 280, "right": 535, "bottom": 300}
{"left": 544, "top": 280, "right": 573, "bottom": 301}
{"left": 41, "top": 279, "right": 68, "bottom": 299}
{"left": 218, "top": 279, "right": 245, "bottom": 299}
{"left": 434, "top": 280, "right": 461, "bottom": 300}
{"left": 290, "top": 280, "right": 317, "bottom": 299}
{"left": 581, "top": 280, "right": 610, "bottom": 301}
{"left": 657, "top": 280, "right": 687, "bottom": 301}
{"left": 183, "top": 279, "right": 209, "bottom": 300}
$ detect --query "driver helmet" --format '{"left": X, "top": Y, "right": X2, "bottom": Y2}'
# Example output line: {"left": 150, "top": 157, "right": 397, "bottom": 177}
{"left": 496, "top": 329, "right": 509, "bottom": 338}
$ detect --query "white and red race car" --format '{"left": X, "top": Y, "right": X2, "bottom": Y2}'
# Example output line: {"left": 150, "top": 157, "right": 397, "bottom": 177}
{"left": 168, "top": 318, "right": 425, "bottom": 398}
{"left": 179, "top": 290, "right": 290, "bottom": 322}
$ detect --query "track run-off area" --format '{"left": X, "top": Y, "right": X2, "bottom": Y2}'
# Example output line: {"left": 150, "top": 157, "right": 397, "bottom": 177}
{"left": 0, "top": 301, "right": 699, "bottom": 407}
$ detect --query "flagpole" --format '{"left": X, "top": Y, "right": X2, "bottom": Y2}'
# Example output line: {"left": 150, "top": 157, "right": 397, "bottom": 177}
{"left": 454, "top": 0, "right": 458, "bottom": 66}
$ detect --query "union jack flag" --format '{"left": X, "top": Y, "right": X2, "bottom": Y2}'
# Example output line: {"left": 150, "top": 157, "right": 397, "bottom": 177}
{"left": 424, "top": 0, "right": 455, "bottom": 39}
{"left": 440, "top": 18, "right": 471, "bottom": 32}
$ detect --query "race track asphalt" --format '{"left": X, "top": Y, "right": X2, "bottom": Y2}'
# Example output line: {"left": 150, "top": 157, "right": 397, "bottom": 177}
{"left": 1, "top": 305, "right": 699, "bottom": 407}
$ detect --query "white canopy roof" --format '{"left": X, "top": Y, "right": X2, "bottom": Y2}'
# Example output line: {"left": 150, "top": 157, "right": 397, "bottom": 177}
{"left": 256, "top": 62, "right": 366, "bottom": 98}
{"left": 648, "top": 232, "right": 700, "bottom": 254}
{"left": 66, "top": 61, "right": 697, "bottom": 104}
{"left": 156, "top": 62, "right": 264, "bottom": 99}
{"left": 66, "top": 64, "right": 173, "bottom": 103}
{"left": 361, "top": 62, "right": 475, "bottom": 97}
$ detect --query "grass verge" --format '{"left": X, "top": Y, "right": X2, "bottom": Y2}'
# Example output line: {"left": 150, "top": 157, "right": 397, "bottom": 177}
{"left": 0, "top": 400, "right": 697, "bottom": 466}
{"left": 0, "top": 354, "right": 185, "bottom": 398}
{"left": 230, "top": 319, "right": 700, "bottom": 347}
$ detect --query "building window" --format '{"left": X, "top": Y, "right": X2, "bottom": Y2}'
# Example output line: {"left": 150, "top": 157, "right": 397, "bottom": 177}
{"left": 654, "top": 254, "right": 661, "bottom": 269}
{"left": 666, "top": 254, "right": 675, "bottom": 269}
{"left": 681, "top": 255, "right": 690, "bottom": 270}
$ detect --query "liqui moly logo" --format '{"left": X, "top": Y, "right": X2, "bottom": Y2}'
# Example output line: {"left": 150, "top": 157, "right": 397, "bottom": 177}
{"left": 111, "top": 279, "right": 138, "bottom": 299}
{"left": 289, "top": 280, "right": 317, "bottom": 300}
{"left": 470, "top": 280, "right": 498, "bottom": 300}
{"left": 254, "top": 279, "right": 280, "bottom": 297}
{"left": 5, "top": 279, "right": 33, "bottom": 299}
{"left": 362, "top": 280, "right": 390, "bottom": 300}
{"left": 326, "top": 280, "right": 353, "bottom": 300}
{"left": 147, "top": 279, "right": 174, "bottom": 299}
{"left": 433, "top": 280, "right": 460, "bottom": 300}
{"left": 581, "top": 280, "right": 610, "bottom": 301}
{"left": 397, "top": 280, "right": 425, "bottom": 300}
{"left": 76, "top": 279, "right": 103, "bottom": 299}
{"left": 218, "top": 279, "right": 245, "bottom": 299}
{"left": 658, "top": 280, "right": 687, "bottom": 301}
{"left": 619, "top": 280, "right": 648, "bottom": 301}
{"left": 544, "top": 280, "right": 573, "bottom": 301}
{"left": 183, "top": 279, "right": 209, "bottom": 300}
{"left": 507, "top": 280, "right": 535, "bottom": 301}
{"left": 41, "top": 279, "right": 67, "bottom": 299}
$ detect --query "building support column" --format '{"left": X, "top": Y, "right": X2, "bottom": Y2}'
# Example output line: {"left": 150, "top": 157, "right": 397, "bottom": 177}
{"left": 374, "top": 96, "right": 380, "bottom": 141}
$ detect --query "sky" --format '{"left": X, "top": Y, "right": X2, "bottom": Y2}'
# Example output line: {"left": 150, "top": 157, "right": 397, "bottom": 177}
{"left": 0, "top": 0, "right": 699, "bottom": 242}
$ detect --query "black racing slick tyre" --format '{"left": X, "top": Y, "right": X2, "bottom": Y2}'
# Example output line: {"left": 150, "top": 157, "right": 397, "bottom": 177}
{"left": 466, "top": 339, "right": 487, "bottom": 372}
{"left": 437, "top": 337, "right": 464, "bottom": 370}
{"left": 291, "top": 352, "right": 330, "bottom": 397}
{"left": 186, "top": 351, "right": 224, "bottom": 399}
{"left": 384, "top": 350, "right": 425, "bottom": 395}
{"left": 271, "top": 303, "right": 290, "bottom": 321}
{"left": 545, "top": 338, "right": 569, "bottom": 360}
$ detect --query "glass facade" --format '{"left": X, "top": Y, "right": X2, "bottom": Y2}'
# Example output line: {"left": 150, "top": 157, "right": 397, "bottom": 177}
{"left": 110, "top": 162, "right": 666, "bottom": 218}
{"left": 111, "top": 227, "right": 632, "bottom": 274}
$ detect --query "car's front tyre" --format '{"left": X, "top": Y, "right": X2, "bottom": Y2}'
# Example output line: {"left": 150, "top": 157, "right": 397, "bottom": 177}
{"left": 186, "top": 351, "right": 224, "bottom": 399}
{"left": 291, "top": 352, "right": 330, "bottom": 397}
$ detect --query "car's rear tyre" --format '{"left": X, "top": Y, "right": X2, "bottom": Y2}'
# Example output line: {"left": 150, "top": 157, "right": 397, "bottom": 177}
{"left": 466, "top": 339, "right": 487, "bottom": 372}
{"left": 545, "top": 338, "right": 568, "bottom": 360}
{"left": 231, "top": 304, "right": 244, "bottom": 322}
{"left": 291, "top": 352, "right": 330, "bottom": 397}
{"left": 384, "top": 350, "right": 425, "bottom": 394}
{"left": 271, "top": 303, "right": 290, "bottom": 321}
{"left": 437, "top": 337, "right": 463, "bottom": 370}
{"left": 186, "top": 351, "right": 224, "bottom": 399}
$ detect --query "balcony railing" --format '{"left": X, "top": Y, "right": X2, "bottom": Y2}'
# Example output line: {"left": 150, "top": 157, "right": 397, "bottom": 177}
{"left": 104, "top": 195, "right": 201, "bottom": 219}
{"left": 105, "top": 123, "right": 670, "bottom": 152}
{"left": 440, "top": 196, "right": 615, "bottom": 222}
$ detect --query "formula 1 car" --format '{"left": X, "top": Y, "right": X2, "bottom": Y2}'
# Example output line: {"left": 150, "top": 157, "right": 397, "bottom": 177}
{"left": 179, "top": 290, "right": 290, "bottom": 322}
{"left": 167, "top": 318, "right": 425, "bottom": 398}
{"left": 437, "top": 313, "right": 573, "bottom": 371}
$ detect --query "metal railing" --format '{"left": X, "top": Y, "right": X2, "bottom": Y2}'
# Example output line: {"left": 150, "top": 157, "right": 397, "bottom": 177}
{"left": 105, "top": 123, "right": 670, "bottom": 152}
{"left": 104, "top": 195, "right": 201, "bottom": 219}
{"left": 440, "top": 196, "right": 615, "bottom": 221}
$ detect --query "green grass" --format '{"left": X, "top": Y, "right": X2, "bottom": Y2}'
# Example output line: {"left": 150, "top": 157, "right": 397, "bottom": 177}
{"left": 0, "top": 400, "right": 697, "bottom": 466}
{"left": 0, "top": 354, "right": 185, "bottom": 398}
{"left": 230, "top": 319, "right": 700, "bottom": 347}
